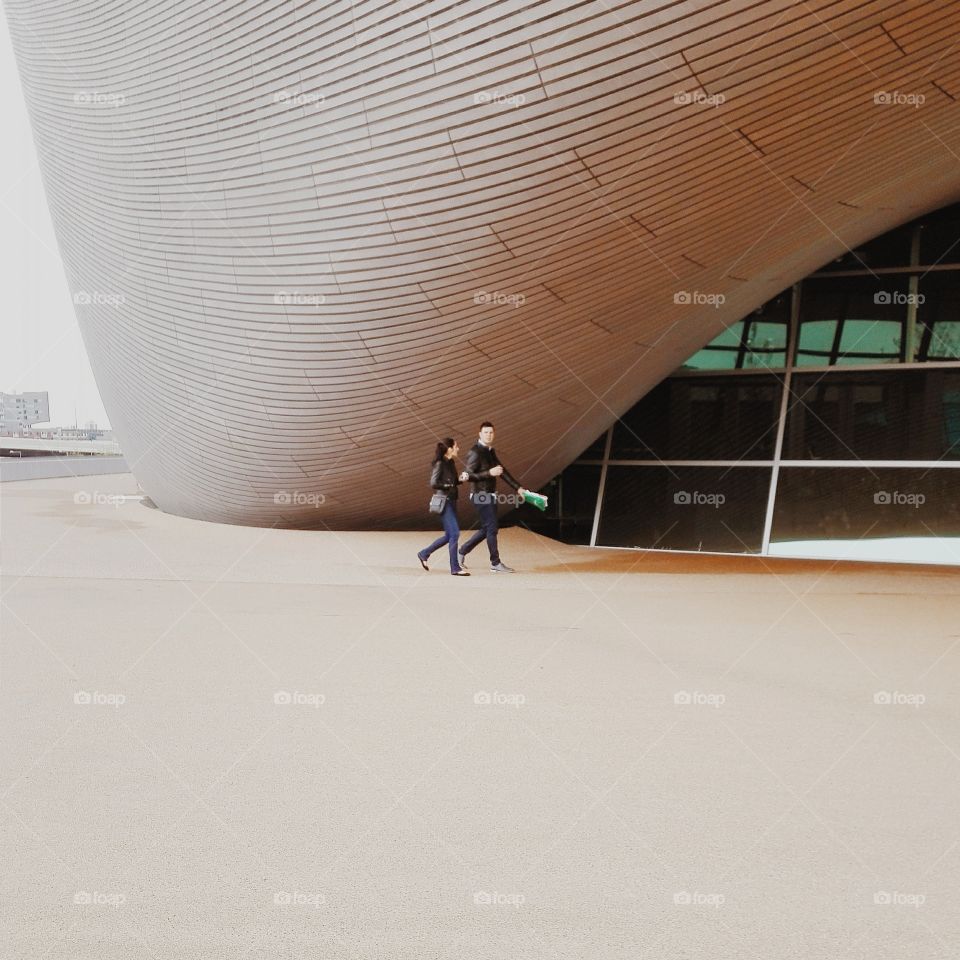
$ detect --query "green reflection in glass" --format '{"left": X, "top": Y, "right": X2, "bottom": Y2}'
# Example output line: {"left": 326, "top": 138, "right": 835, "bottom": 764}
{"left": 743, "top": 320, "right": 786, "bottom": 369}
{"left": 796, "top": 319, "right": 836, "bottom": 366}
{"left": 681, "top": 321, "right": 742, "bottom": 370}
{"left": 835, "top": 319, "right": 901, "bottom": 364}
{"left": 927, "top": 321, "right": 960, "bottom": 360}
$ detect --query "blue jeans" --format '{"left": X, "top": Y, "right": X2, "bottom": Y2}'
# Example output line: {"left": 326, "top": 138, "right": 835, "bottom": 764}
{"left": 460, "top": 495, "right": 499, "bottom": 566}
{"left": 419, "top": 499, "right": 462, "bottom": 572}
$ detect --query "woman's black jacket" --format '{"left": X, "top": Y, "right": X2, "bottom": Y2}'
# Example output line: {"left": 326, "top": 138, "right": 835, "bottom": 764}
{"left": 430, "top": 457, "right": 460, "bottom": 501}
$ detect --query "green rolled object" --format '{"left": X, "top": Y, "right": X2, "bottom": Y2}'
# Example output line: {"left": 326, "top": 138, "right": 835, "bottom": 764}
{"left": 522, "top": 490, "right": 549, "bottom": 512}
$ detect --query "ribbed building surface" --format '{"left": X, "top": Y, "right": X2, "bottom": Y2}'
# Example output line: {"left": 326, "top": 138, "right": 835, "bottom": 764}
{"left": 7, "top": 0, "right": 960, "bottom": 527}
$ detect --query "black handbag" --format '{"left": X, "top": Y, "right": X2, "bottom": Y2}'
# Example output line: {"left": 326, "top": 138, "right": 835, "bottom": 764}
{"left": 429, "top": 491, "right": 448, "bottom": 514}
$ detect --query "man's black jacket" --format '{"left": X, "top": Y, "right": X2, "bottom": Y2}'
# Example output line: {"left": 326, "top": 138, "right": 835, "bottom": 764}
{"left": 464, "top": 442, "right": 520, "bottom": 496}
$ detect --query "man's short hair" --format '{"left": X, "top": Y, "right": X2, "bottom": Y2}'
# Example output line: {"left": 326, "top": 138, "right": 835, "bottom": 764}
{"left": 480, "top": 421, "right": 494, "bottom": 431}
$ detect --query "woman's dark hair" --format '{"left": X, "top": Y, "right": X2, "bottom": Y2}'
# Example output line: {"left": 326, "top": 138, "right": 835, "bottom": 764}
{"left": 433, "top": 437, "right": 455, "bottom": 463}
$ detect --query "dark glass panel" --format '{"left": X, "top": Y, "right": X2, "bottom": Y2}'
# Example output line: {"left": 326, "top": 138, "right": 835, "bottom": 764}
{"left": 917, "top": 271, "right": 960, "bottom": 361}
{"left": 919, "top": 205, "right": 960, "bottom": 267}
{"left": 771, "top": 466, "right": 960, "bottom": 542}
{"left": 576, "top": 430, "right": 608, "bottom": 460}
{"left": 511, "top": 463, "right": 601, "bottom": 545}
{"left": 816, "top": 222, "right": 915, "bottom": 273}
{"left": 784, "top": 369, "right": 960, "bottom": 461}
{"left": 611, "top": 376, "right": 781, "bottom": 461}
{"left": 595, "top": 465, "right": 771, "bottom": 553}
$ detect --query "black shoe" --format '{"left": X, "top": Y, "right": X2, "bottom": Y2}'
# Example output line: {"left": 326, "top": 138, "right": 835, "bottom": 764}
{"left": 451, "top": 569, "right": 470, "bottom": 576}
{"left": 417, "top": 553, "right": 429, "bottom": 571}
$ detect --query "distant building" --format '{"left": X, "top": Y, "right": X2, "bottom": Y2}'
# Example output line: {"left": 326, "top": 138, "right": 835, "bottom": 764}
{"left": 0, "top": 392, "right": 50, "bottom": 433}
{"left": 43, "top": 425, "right": 115, "bottom": 441}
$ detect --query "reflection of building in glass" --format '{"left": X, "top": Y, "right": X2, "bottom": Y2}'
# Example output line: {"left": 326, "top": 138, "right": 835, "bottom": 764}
{"left": 525, "top": 203, "right": 960, "bottom": 562}
{"left": 1, "top": 391, "right": 50, "bottom": 433}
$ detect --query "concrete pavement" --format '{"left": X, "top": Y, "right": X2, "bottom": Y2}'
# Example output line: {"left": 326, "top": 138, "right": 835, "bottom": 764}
{"left": 2, "top": 473, "right": 959, "bottom": 958}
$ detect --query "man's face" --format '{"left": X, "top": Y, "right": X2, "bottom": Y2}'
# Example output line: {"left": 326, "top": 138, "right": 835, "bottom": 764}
{"left": 479, "top": 426, "right": 495, "bottom": 445}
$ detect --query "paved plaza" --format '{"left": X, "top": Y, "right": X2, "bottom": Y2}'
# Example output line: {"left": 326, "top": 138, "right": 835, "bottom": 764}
{"left": 2, "top": 473, "right": 959, "bottom": 958}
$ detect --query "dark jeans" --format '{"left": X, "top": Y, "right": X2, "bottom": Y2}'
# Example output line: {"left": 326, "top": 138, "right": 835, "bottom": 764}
{"left": 460, "top": 494, "right": 499, "bottom": 565}
{"left": 419, "top": 499, "right": 462, "bottom": 572}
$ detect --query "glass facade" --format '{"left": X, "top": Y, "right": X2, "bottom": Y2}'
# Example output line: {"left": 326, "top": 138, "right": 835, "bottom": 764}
{"left": 783, "top": 369, "right": 960, "bottom": 461}
{"left": 770, "top": 467, "right": 960, "bottom": 543}
{"left": 610, "top": 376, "right": 782, "bottom": 461}
{"left": 596, "top": 465, "right": 773, "bottom": 553}
{"left": 519, "top": 203, "right": 960, "bottom": 563}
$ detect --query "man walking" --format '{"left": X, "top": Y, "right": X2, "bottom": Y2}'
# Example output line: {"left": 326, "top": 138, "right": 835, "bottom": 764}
{"left": 458, "top": 421, "right": 526, "bottom": 573}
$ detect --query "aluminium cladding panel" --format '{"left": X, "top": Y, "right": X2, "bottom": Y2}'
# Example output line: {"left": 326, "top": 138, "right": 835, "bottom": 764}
{"left": 6, "top": 0, "right": 960, "bottom": 527}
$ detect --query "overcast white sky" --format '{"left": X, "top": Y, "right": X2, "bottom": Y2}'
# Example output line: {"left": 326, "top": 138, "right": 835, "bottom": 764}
{"left": 1, "top": 15, "right": 110, "bottom": 428}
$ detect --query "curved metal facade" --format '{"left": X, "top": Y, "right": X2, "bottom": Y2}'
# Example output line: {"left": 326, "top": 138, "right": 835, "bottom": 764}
{"left": 6, "top": 0, "right": 960, "bottom": 527}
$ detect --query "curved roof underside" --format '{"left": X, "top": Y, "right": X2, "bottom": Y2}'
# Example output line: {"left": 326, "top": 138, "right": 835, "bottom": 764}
{"left": 7, "top": 0, "right": 960, "bottom": 526}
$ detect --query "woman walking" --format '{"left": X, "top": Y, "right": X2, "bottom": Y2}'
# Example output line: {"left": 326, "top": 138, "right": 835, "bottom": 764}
{"left": 417, "top": 438, "right": 470, "bottom": 576}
